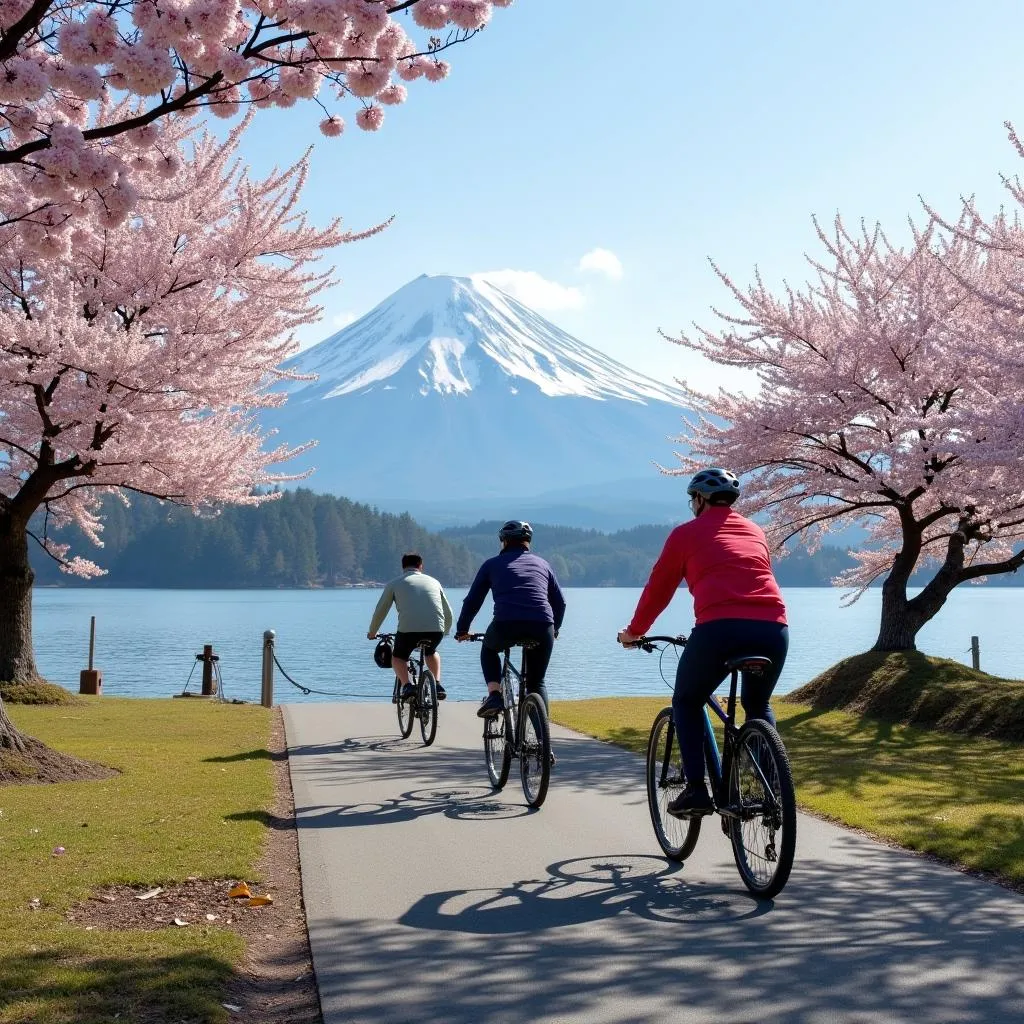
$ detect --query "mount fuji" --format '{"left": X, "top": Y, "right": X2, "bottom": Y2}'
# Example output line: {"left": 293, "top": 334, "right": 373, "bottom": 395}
{"left": 264, "top": 274, "right": 693, "bottom": 528}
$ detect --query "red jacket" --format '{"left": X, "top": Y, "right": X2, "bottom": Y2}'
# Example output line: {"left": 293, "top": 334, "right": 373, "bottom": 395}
{"left": 628, "top": 506, "right": 787, "bottom": 635}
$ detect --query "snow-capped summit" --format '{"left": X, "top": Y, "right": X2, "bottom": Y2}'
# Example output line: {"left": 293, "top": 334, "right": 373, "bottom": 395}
{"left": 280, "top": 274, "right": 685, "bottom": 405}
{"left": 264, "top": 274, "right": 691, "bottom": 519}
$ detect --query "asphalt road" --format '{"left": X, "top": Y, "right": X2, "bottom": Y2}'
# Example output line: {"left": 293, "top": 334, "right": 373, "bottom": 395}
{"left": 284, "top": 701, "right": 1024, "bottom": 1024}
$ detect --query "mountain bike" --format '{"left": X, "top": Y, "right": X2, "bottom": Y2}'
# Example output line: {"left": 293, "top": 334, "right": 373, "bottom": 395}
{"left": 467, "top": 635, "right": 551, "bottom": 808}
{"left": 624, "top": 635, "right": 796, "bottom": 899}
{"left": 376, "top": 634, "right": 438, "bottom": 747}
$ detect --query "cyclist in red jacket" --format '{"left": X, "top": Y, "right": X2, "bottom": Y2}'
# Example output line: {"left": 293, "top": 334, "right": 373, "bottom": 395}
{"left": 617, "top": 468, "right": 788, "bottom": 817}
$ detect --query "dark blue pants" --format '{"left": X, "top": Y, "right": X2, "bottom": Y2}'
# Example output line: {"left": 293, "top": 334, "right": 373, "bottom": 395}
{"left": 672, "top": 619, "right": 789, "bottom": 786}
{"left": 482, "top": 619, "right": 553, "bottom": 712}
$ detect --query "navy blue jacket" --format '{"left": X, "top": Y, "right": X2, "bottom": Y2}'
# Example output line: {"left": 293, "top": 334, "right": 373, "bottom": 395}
{"left": 456, "top": 547, "right": 566, "bottom": 634}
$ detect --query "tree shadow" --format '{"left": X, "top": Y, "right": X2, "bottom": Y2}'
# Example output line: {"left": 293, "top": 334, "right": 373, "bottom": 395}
{"left": 205, "top": 747, "right": 285, "bottom": 763}
{"left": 0, "top": 947, "right": 233, "bottom": 1022}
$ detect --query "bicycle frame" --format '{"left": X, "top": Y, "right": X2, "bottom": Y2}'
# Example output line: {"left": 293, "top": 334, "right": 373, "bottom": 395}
{"left": 387, "top": 639, "right": 427, "bottom": 705}
{"left": 646, "top": 642, "right": 781, "bottom": 823}
{"left": 498, "top": 646, "right": 529, "bottom": 755}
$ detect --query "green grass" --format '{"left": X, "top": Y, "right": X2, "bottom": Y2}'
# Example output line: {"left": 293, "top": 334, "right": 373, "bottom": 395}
{"left": 552, "top": 696, "right": 1024, "bottom": 886}
{"left": 0, "top": 698, "right": 274, "bottom": 1023}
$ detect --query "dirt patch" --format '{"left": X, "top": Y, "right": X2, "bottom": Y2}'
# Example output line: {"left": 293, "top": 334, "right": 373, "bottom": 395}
{"left": 0, "top": 735, "right": 118, "bottom": 786}
{"left": 69, "top": 708, "right": 322, "bottom": 1023}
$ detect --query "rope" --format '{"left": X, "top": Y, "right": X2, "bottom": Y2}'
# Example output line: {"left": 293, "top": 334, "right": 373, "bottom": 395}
{"left": 272, "top": 649, "right": 385, "bottom": 699}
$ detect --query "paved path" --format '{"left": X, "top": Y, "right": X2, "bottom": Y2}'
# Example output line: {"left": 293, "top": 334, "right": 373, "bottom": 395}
{"left": 284, "top": 701, "right": 1024, "bottom": 1024}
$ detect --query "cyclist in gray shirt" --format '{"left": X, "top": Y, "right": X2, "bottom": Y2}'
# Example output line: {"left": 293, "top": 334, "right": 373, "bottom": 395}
{"left": 367, "top": 553, "right": 454, "bottom": 700}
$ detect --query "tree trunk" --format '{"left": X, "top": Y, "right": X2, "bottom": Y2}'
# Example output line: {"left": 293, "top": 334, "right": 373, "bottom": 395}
{"left": 873, "top": 581, "right": 928, "bottom": 651}
{"left": 0, "top": 514, "right": 37, "bottom": 751}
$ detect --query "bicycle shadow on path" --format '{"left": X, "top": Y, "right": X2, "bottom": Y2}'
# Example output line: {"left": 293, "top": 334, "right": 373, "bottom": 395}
{"left": 313, "top": 840, "right": 1024, "bottom": 1024}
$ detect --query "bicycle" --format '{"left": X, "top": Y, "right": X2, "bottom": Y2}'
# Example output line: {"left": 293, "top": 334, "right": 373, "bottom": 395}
{"left": 624, "top": 635, "right": 797, "bottom": 900}
{"left": 467, "top": 634, "right": 551, "bottom": 808}
{"left": 376, "top": 634, "right": 438, "bottom": 747}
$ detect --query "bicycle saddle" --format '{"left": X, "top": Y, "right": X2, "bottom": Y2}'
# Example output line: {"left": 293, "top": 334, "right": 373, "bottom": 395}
{"left": 724, "top": 655, "right": 773, "bottom": 674}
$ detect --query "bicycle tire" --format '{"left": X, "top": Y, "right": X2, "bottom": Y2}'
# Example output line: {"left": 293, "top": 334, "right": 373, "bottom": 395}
{"left": 419, "top": 670, "right": 438, "bottom": 747}
{"left": 519, "top": 692, "right": 551, "bottom": 808}
{"left": 484, "top": 708, "right": 512, "bottom": 789}
{"left": 728, "top": 718, "right": 796, "bottom": 899}
{"left": 646, "top": 707, "right": 701, "bottom": 861}
{"left": 396, "top": 676, "right": 414, "bottom": 738}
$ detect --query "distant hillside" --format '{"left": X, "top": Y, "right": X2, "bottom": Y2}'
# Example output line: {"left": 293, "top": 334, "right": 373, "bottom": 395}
{"left": 30, "top": 489, "right": 477, "bottom": 588}
{"left": 441, "top": 521, "right": 858, "bottom": 587}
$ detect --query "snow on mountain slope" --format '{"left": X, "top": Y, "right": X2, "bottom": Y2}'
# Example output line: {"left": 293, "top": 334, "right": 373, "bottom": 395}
{"left": 265, "top": 274, "right": 692, "bottom": 513}
{"left": 280, "top": 273, "right": 686, "bottom": 405}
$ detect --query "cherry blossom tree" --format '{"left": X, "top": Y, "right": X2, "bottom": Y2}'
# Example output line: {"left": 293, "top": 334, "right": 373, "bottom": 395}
{"left": 0, "top": 115, "right": 377, "bottom": 750}
{"left": 1, "top": 1, "right": 512, "bottom": 249}
{"left": 666, "top": 214, "right": 1024, "bottom": 653}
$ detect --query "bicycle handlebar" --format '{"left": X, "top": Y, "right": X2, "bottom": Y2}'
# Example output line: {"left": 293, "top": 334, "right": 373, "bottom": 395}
{"left": 621, "top": 634, "right": 687, "bottom": 652}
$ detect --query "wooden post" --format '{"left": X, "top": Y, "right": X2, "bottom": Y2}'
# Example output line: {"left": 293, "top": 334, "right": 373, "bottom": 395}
{"left": 970, "top": 635, "right": 980, "bottom": 671}
{"left": 261, "top": 630, "right": 275, "bottom": 708}
{"left": 79, "top": 615, "right": 102, "bottom": 695}
{"left": 198, "top": 644, "right": 219, "bottom": 696}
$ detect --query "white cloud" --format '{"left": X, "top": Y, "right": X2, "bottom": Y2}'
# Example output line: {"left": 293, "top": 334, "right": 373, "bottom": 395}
{"left": 578, "top": 247, "right": 624, "bottom": 280}
{"left": 331, "top": 311, "right": 358, "bottom": 329}
{"left": 473, "top": 270, "right": 585, "bottom": 311}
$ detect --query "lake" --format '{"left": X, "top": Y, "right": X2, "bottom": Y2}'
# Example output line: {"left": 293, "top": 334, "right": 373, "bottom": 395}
{"left": 29, "top": 586, "right": 1024, "bottom": 704}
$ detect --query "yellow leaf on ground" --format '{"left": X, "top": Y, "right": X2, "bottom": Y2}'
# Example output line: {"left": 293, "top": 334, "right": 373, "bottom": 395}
{"left": 247, "top": 895, "right": 273, "bottom": 906}
{"left": 227, "top": 882, "right": 251, "bottom": 899}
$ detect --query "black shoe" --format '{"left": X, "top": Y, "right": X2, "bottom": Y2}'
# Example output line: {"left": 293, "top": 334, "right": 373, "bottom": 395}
{"left": 435, "top": 683, "right": 447, "bottom": 700}
{"left": 476, "top": 692, "right": 505, "bottom": 718}
{"left": 667, "top": 785, "right": 714, "bottom": 818}
{"left": 400, "top": 683, "right": 416, "bottom": 701}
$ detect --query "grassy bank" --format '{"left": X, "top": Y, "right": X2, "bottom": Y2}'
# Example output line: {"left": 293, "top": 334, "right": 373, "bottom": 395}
{"left": 552, "top": 695, "right": 1024, "bottom": 886}
{"left": 0, "top": 698, "right": 274, "bottom": 1023}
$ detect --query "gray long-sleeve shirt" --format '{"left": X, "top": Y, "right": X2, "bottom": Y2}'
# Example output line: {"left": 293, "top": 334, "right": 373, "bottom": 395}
{"left": 367, "top": 569, "right": 454, "bottom": 636}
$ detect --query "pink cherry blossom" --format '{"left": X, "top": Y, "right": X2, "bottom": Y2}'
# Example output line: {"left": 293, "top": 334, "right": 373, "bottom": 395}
{"left": 666, "top": 206, "right": 1024, "bottom": 651}
{"left": 413, "top": 0, "right": 450, "bottom": 30}
{"left": 319, "top": 115, "right": 344, "bottom": 137}
{"left": 378, "top": 83, "right": 407, "bottom": 106}
{"left": 423, "top": 59, "right": 450, "bottom": 83}
{"left": 355, "top": 103, "right": 384, "bottom": 131}
{"left": 0, "top": 116, "right": 388, "bottom": 689}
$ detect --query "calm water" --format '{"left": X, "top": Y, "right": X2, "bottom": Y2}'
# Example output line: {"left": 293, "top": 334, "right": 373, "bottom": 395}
{"left": 29, "top": 586, "right": 1024, "bottom": 704}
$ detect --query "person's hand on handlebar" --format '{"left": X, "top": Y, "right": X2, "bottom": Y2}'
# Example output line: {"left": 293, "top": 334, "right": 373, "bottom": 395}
{"left": 455, "top": 632, "right": 471, "bottom": 642}
{"left": 366, "top": 631, "right": 377, "bottom": 641}
{"left": 617, "top": 628, "right": 641, "bottom": 647}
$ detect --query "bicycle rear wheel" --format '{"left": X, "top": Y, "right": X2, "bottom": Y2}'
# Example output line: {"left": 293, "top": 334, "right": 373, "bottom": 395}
{"left": 646, "top": 707, "right": 701, "bottom": 861}
{"left": 728, "top": 719, "right": 796, "bottom": 899}
{"left": 519, "top": 693, "right": 551, "bottom": 808}
{"left": 484, "top": 709, "right": 512, "bottom": 789}
{"left": 418, "top": 670, "right": 438, "bottom": 747}
{"left": 396, "top": 676, "right": 414, "bottom": 738}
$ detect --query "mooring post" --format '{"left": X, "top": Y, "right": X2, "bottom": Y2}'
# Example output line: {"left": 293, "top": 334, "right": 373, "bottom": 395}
{"left": 79, "top": 615, "right": 102, "bottom": 695}
{"left": 197, "top": 644, "right": 220, "bottom": 696}
{"left": 261, "top": 630, "right": 276, "bottom": 708}
{"left": 970, "top": 635, "right": 980, "bottom": 671}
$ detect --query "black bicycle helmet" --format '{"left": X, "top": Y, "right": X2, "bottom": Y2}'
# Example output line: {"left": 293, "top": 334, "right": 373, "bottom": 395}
{"left": 498, "top": 519, "right": 533, "bottom": 543}
{"left": 686, "top": 467, "right": 740, "bottom": 505}
{"left": 373, "top": 636, "right": 393, "bottom": 669}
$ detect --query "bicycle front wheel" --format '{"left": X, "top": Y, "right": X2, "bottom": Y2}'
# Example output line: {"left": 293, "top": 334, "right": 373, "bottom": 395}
{"left": 728, "top": 719, "right": 797, "bottom": 899}
{"left": 646, "top": 707, "right": 701, "bottom": 861}
{"left": 484, "top": 709, "right": 512, "bottom": 789}
{"left": 396, "top": 677, "right": 414, "bottom": 738}
{"left": 418, "top": 670, "right": 438, "bottom": 747}
{"left": 519, "top": 693, "right": 551, "bottom": 808}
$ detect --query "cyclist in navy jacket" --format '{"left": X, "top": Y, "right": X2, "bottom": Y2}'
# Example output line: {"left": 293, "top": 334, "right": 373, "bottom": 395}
{"left": 456, "top": 520, "right": 566, "bottom": 719}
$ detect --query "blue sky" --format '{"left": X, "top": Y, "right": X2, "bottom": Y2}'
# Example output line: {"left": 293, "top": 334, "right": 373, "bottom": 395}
{"left": 238, "top": 0, "right": 1024, "bottom": 391}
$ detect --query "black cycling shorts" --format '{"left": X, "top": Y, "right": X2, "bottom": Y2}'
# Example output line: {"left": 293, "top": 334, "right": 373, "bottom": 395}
{"left": 393, "top": 631, "right": 444, "bottom": 660}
